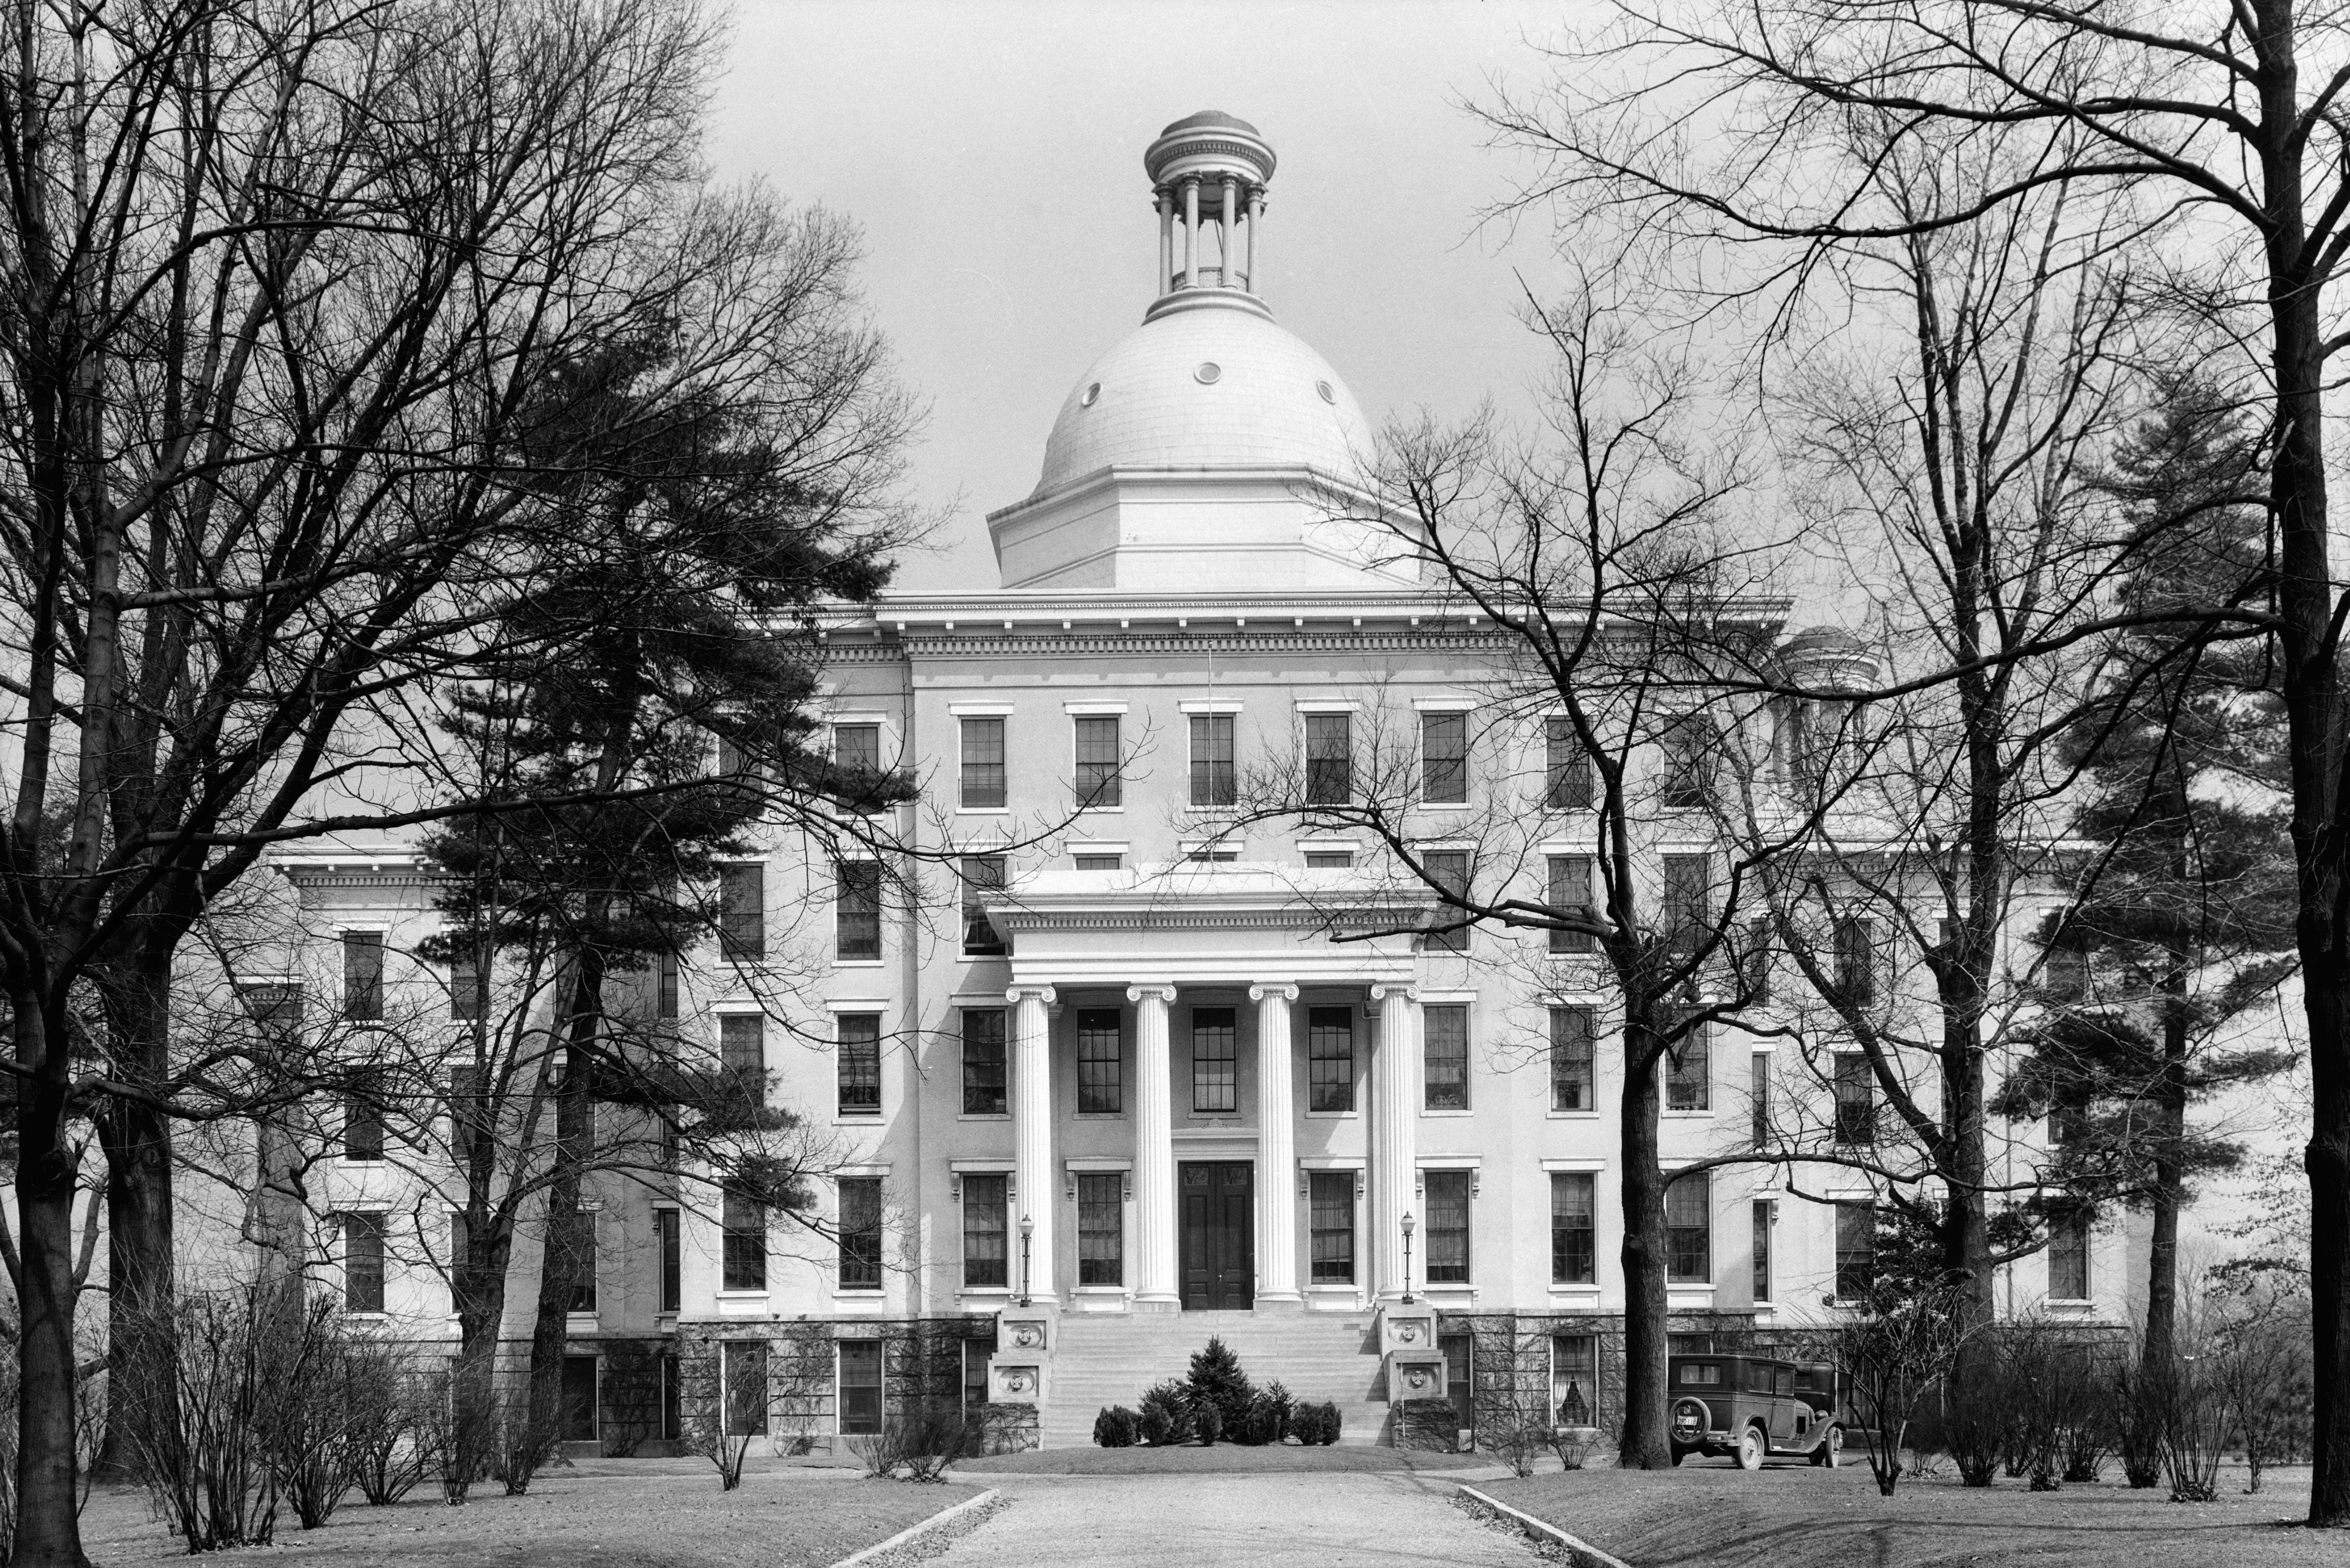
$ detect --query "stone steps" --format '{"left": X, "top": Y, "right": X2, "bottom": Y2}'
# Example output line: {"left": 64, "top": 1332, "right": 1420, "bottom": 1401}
{"left": 1039, "top": 1311, "right": 1392, "bottom": 1448}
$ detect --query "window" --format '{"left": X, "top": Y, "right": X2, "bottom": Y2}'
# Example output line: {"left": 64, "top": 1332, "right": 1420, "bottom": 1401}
{"left": 838, "top": 1014, "right": 881, "bottom": 1116}
{"left": 565, "top": 1207, "right": 597, "bottom": 1312}
{"left": 835, "top": 723, "right": 884, "bottom": 813}
{"left": 656, "top": 1209, "right": 681, "bottom": 1314}
{"left": 1423, "top": 1169, "right": 1472, "bottom": 1284}
{"left": 1664, "top": 1012, "right": 1710, "bottom": 1111}
{"left": 2049, "top": 1213, "right": 2090, "bottom": 1299}
{"left": 1661, "top": 854, "right": 1711, "bottom": 952}
{"left": 721, "top": 1190, "right": 766, "bottom": 1291}
{"left": 1074, "top": 715, "right": 1122, "bottom": 808}
{"left": 839, "top": 1178, "right": 883, "bottom": 1290}
{"left": 1304, "top": 713, "right": 1351, "bottom": 803}
{"left": 1190, "top": 714, "right": 1236, "bottom": 806}
{"left": 342, "top": 1212, "right": 386, "bottom": 1312}
{"left": 1751, "top": 1055, "right": 1771, "bottom": 1150}
{"left": 1836, "top": 917, "right": 1878, "bottom": 1005}
{"left": 962, "top": 1336, "right": 996, "bottom": 1410}
{"left": 1424, "top": 1004, "right": 1469, "bottom": 1110}
{"left": 342, "top": 933, "right": 383, "bottom": 1020}
{"left": 1744, "top": 917, "right": 1772, "bottom": 1001}
{"left": 1752, "top": 1200, "right": 1773, "bottom": 1302}
{"left": 1550, "top": 1172, "right": 1596, "bottom": 1284}
{"left": 718, "top": 864, "right": 764, "bottom": 957}
{"left": 961, "top": 1010, "right": 1007, "bottom": 1115}
{"left": 1659, "top": 715, "right": 1717, "bottom": 808}
{"left": 661, "top": 1354, "right": 682, "bottom": 1442}
{"left": 960, "top": 855, "right": 1007, "bottom": 957}
{"left": 962, "top": 1173, "right": 1008, "bottom": 1288}
{"left": 450, "top": 951, "right": 481, "bottom": 1021}
{"left": 1548, "top": 855, "right": 1596, "bottom": 953}
{"left": 1550, "top": 1006, "right": 1595, "bottom": 1111}
{"left": 720, "top": 1013, "right": 765, "bottom": 1089}
{"left": 723, "top": 1340, "right": 768, "bottom": 1436}
{"left": 562, "top": 1356, "right": 599, "bottom": 1441}
{"left": 1309, "top": 1171, "right": 1355, "bottom": 1284}
{"left": 1834, "top": 1053, "right": 1874, "bottom": 1145}
{"left": 343, "top": 1093, "right": 384, "bottom": 1161}
{"left": 1835, "top": 1201, "right": 1877, "bottom": 1299}
{"left": 1552, "top": 1334, "right": 1598, "bottom": 1428}
{"left": 838, "top": 1340, "right": 883, "bottom": 1436}
{"left": 1303, "top": 850, "right": 1352, "bottom": 869}
{"left": 1544, "top": 717, "right": 1594, "bottom": 810}
{"left": 655, "top": 951, "right": 679, "bottom": 1022}
{"left": 1074, "top": 853, "right": 1122, "bottom": 871}
{"left": 1076, "top": 1008, "right": 1122, "bottom": 1115}
{"left": 1077, "top": 1172, "right": 1123, "bottom": 1286}
{"left": 1422, "top": 712, "right": 1468, "bottom": 803}
{"left": 1191, "top": 1007, "right": 1237, "bottom": 1113}
{"left": 1424, "top": 850, "right": 1471, "bottom": 952}
{"left": 835, "top": 861, "right": 881, "bottom": 961}
{"left": 1307, "top": 1007, "right": 1353, "bottom": 1113}
{"left": 1665, "top": 1171, "right": 1711, "bottom": 1282}
{"left": 960, "top": 716, "right": 1007, "bottom": 809}
{"left": 2046, "top": 944, "right": 2088, "bottom": 1002}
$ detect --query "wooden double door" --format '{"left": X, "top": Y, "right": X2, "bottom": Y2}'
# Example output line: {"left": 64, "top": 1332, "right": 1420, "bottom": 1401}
{"left": 1179, "top": 1160, "right": 1254, "bottom": 1310}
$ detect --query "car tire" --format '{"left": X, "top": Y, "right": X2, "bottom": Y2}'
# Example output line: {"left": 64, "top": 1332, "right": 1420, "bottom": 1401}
{"left": 1816, "top": 1425, "right": 1843, "bottom": 1468}
{"left": 1736, "top": 1425, "right": 1764, "bottom": 1471}
{"left": 1671, "top": 1446, "right": 1690, "bottom": 1466}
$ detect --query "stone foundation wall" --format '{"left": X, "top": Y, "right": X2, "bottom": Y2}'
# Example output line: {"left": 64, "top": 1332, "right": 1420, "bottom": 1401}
{"left": 1436, "top": 1310, "right": 1760, "bottom": 1443}
{"left": 674, "top": 1314, "right": 998, "bottom": 1454}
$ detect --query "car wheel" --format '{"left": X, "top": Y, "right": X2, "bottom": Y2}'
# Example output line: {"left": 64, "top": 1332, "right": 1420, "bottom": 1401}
{"left": 1819, "top": 1424, "right": 1843, "bottom": 1468}
{"left": 1736, "top": 1424, "right": 1764, "bottom": 1471}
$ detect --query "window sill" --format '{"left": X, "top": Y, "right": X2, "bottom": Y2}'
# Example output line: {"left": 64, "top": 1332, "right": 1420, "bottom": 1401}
{"left": 958, "top": 1112, "right": 1012, "bottom": 1123}
{"left": 1304, "top": 1109, "right": 1360, "bottom": 1120}
{"left": 1074, "top": 1112, "right": 1129, "bottom": 1121}
{"left": 957, "top": 1289, "right": 1013, "bottom": 1306}
{"left": 833, "top": 1290, "right": 887, "bottom": 1308}
{"left": 1420, "top": 1108, "right": 1474, "bottom": 1118}
{"left": 1070, "top": 1285, "right": 1127, "bottom": 1296}
{"left": 1418, "top": 802, "right": 1473, "bottom": 811}
{"left": 1548, "top": 1284, "right": 1602, "bottom": 1298}
{"left": 1546, "top": 1109, "right": 1601, "bottom": 1120}
{"left": 835, "top": 1111, "right": 884, "bottom": 1124}
{"left": 2045, "top": 1297, "right": 2095, "bottom": 1308}
{"left": 956, "top": 806, "right": 1012, "bottom": 815}
{"left": 1663, "top": 1109, "right": 1715, "bottom": 1118}
{"left": 1075, "top": 805, "right": 1126, "bottom": 815}
{"left": 1667, "top": 1283, "right": 1717, "bottom": 1299}
{"left": 834, "top": 959, "right": 886, "bottom": 969}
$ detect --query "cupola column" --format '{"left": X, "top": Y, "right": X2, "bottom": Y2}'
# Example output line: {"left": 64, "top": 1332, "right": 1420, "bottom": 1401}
{"left": 1220, "top": 175, "right": 1240, "bottom": 287}
{"left": 1181, "top": 177, "right": 1200, "bottom": 288}
{"left": 1157, "top": 189, "right": 1174, "bottom": 295}
{"left": 1246, "top": 190, "right": 1264, "bottom": 291}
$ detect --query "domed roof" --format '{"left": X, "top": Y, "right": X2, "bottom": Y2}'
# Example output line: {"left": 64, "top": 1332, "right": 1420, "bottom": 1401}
{"left": 1160, "top": 109, "right": 1260, "bottom": 137}
{"left": 1035, "top": 302, "right": 1372, "bottom": 495}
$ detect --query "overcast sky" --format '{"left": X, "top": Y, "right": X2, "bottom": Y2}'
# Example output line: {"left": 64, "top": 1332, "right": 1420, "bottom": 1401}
{"left": 705, "top": 0, "right": 1589, "bottom": 591}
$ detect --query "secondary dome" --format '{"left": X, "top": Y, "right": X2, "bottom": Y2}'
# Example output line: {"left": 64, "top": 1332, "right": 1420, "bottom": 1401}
{"left": 1034, "top": 302, "right": 1372, "bottom": 495}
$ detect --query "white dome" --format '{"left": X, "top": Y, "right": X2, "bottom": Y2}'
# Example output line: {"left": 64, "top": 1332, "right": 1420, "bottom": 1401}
{"left": 1035, "top": 300, "right": 1372, "bottom": 495}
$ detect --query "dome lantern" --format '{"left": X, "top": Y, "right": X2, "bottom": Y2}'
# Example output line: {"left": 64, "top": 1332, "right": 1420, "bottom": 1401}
{"left": 1143, "top": 112, "right": 1276, "bottom": 321}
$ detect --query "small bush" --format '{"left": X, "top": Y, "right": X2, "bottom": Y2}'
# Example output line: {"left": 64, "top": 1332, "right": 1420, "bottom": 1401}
{"left": 1549, "top": 1424, "right": 1601, "bottom": 1471}
{"left": 1260, "top": 1380, "right": 1295, "bottom": 1441}
{"left": 1093, "top": 1406, "right": 1139, "bottom": 1448}
{"left": 1194, "top": 1401, "right": 1222, "bottom": 1445}
{"left": 1233, "top": 1393, "right": 1284, "bottom": 1446}
{"left": 1136, "top": 1404, "right": 1173, "bottom": 1447}
{"left": 848, "top": 1403, "right": 974, "bottom": 1482}
{"left": 1184, "top": 1338, "right": 1256, "bottom": 1436}
{"left": 1943, "top": 1399, "right": 2003, "bottom": 1488}
{"left": 1138, "top": 1381, "right": 1189, "bottom": 1445}
{"left": 1299, "top": 1402, "right": 1341, "bottom": 1445}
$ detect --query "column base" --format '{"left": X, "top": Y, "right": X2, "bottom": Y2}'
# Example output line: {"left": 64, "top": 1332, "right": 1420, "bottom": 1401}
{"left": 1130, "top": 1293, "right": 1183, "bottom": 1315}
{"left": 1248, "top": 1292, "right": 1306, "bottom": 1313}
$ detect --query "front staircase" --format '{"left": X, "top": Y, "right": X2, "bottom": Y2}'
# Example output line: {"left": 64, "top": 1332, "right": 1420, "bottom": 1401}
{"left": 1038, "top": 1310, "right": 1390, "bottom": 1448}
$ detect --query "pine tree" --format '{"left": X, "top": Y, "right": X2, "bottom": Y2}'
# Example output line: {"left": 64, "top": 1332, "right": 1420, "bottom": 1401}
{"left": 1184, "top": 1336, "right": 1257, "bottom": 1438}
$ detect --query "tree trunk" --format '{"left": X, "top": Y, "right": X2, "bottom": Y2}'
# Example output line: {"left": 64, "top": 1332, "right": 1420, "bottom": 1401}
{"left": 2303, "top": 955, "right": 2350, "bottom": 1526}
{"left": 95, "top": 955, "right": 178, "bottom": 1477}
{"left": 14, "top": 1003, "right": 96, "bottom": 1568}
{"left": 525, "top": 951, "right": 604, "bottom": 1468}
{"left": 1616, "top": 1016, "right": 1671, "bottom": 1469}
{"left": 448, "top": 1222, "right": 514, "bottom": 1504}
{"left": 2143, "top": 944, "right": 2190, "bottom": 1371}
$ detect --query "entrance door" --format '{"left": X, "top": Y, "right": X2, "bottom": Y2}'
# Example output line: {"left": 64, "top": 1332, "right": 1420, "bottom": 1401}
{"left": 1179, "top": 1161, "right": 1254, "bottom": 1309}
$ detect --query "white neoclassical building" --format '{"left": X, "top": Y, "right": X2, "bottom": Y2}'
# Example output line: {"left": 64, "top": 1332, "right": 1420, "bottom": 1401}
{"left": 270, "top": 110, "right": 2132, "bottom": 1452}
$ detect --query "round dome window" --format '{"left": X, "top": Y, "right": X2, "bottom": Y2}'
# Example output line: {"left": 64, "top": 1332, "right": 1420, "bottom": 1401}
{"left": 1315, "top": 379, "right": 1336, "bottom": 404}
{"left": 1194, "top": 362, "right": 1222, "bottom": 384}
{"left": 1080, "top": 381, "right": 1101, "bottom": 407}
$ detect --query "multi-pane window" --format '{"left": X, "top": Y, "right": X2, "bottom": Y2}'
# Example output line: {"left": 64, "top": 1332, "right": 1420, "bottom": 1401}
{"left": 1074, "top": 853, "right": 1122, "bottom": 871}
{"left": 655, "top": 951, "right": 679, "bottom": 1022}
{"left": 450, "top": 951, "right": 482, "bottom": 1021}
{"left": 1665, "top": 1171, "right": 1711, "bottom": 1282}
{"left": 718, "top": 864, "right": 764, "bottom": 957}
{"left": 656, "top": 1209, "right": 681, "bottom": 1314}
{"left": 1835, "top": 917, "right": 1878, "bottom": 1005}
{"left": 1544, "top": 716, "right": 1594, "bottom": 810}
{"left": 1309, "top": 1171, "right": 1355, "bottom": 1283}
{"left": 1076, "top": 1008, "right": 1123, "bottom": 1114}
{"left": 960, "top": 716, "right": 1007, "bottom": 809}
{"left": 1191, "top": 1007, "right": 1238, "bottom": 1113}
{"left": 1424, "top": 1004, "right": 1469, "bottom": 1110}
{"left": 1304, "top": 713, "right": 1352, "bottom": 804}
{"left": 1751, "top": 1054, "right": 1771, "bottom": 1150}
{"left": 1423, "top": 1169, "right": 1472, "bottom": 1284}
{"left": 343, "top": 1091, "right": 385, "bottom": 1161}
{"left": 1664, "top": 1012, "right": 1710, "bottom": 1111}
{"left": 1424, "top": 850, "right": 1471, "bottom": 952}
{"left": 567, "top": 1207, "right": 598, "bottom": 1312}
{"left": 723, "top": 1340, "right": 769, "bottom": 1436}
{"left": 837, "top": 1340, "right": 883, "bottom": 1436}
{"left": 961, "top": 1009, "right": 1007, "bottom": 1115}
{"left": 1548, "top": 855, "right": 1596, "bottom": 953}
{"left": 1744, "top": 917, "right": 1772, "bottom": 1001}
{"left": 1307, "top": 1006, "right": 1354, "bottom": 1112}
{"left": 960, "top": 855, "right": 1008, "bottom": 957}
{"left": 1074, "top": 715, "right": 1122, "bottom": 808}
{"left": 962, "top": 1337, "right": 995, "bottom": 1410}
{"left": 1303, "top": 850, "right": 1352, "bottom": 869}
{"left": 1833, "top": 1053, "right": 1875, "bottom": 1145}
{"left": 1189, "top": 714, "right": 1236, "bottom": 806}
{"left": 1835, "top": 1201, "right": 1877, "bottom": 1299}
{"left": 1422, "top": 712, "right": 1468, "bottom": 803}
{"left": 343, "top": 932, "right": 383, "bottom": 1020}
{"left": 837, "top": 1014, "right": 881, "bottom": 1116}
{"left": 1550, "top": 1006, "right": 1595, "bottom": 1111}
{"left": 838, "top": 1178, "right": 883, "bottom": 1290}
{"left": 1659, "top": 715, "right": 1717, "bottom": 808}
{"left": 1752, "top": 1200, "right": 1773, "bottom": 1302}
{"left": 720, "top": 1014, "right": 765, "bottom": 1088}
{"left": 1077, "top": 1172, "right": 1123, "bottom": 1286}
{"left": 1552, "top": 1334, "right": 1599, "bottom": 1428}
{"left": 1661, "top": 854, "right": 1711, "bottom": 952}
{"left": 2049, "top": 1213, "right": 2091, "bottom": 1300}
{"left": 721, "top": 1190, "right": 766, "bottom": 1291}
{"left": 1550, "top": 1172, "right": 1596, "bottom": 1284}
{"left": 343, "top": 1212, "right": 386, "bottom": 1312}
{"left": 835, "top": 861, "right": 882, "bottom": 961}
{"left": 835, "top": 723, "right": 883, "bottom": 814}
{"left": 962, "top": 1173, "right": 1008, "bottom": 1288}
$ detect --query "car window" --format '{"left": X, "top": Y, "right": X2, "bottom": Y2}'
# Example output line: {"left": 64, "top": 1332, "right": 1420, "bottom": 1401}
{"left": 1678, "top": 1363, "right": 1721, "bottom": 1386}
{"left": 1748, "top": 1362, "right": 1775, "bottom": 1392}
{"left": 1775, "top": 1367, "right": 1793, "bottom": 1396}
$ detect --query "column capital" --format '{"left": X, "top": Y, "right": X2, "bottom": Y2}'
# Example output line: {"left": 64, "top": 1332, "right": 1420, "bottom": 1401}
{"left": 1006, "top": 984, "right": 1056, "bottom": 1007}
{"left": 1248, "top": 982, "right": 1299, "bottom": 1003}
{"left": 1125, "top": 982, "right": 1178, "bottom": 1005}
{"left": 1369, "top": 982, "right": 1419, "bottom": 1004}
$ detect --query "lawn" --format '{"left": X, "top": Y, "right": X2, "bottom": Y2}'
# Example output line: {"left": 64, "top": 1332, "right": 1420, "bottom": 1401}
{"left": 1477, "top": 1458, "right": 2330, "bottom": 1568}
{"left": 76, "top": 1455, "right": 978, "bottom": 1568}
{"left": 965, "top": 1442, "right": 1493, "bottom": 1476}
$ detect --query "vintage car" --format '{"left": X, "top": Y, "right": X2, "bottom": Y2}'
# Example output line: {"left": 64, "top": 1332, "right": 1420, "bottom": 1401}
{"left": 1668, "top": 1353, "right": 1847, "bottom": 1469}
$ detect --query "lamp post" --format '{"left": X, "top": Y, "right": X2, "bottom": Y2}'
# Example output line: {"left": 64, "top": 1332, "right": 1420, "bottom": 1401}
{"left": 1018, "top": 1213, "right": 1035, "bottom": 1307}
{"left": 1400, "top": 1210, "right": 1417, "bottom": 1305}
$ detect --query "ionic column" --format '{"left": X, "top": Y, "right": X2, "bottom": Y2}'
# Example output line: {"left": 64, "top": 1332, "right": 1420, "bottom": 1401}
{"left": 1182, "top": 177, "right": 1200, "bottom": 288}
{"left": 1128, "top": 983, "right": 1180, "bottom": 1310}
{"left": 1156, "top": 189, "right": 1174, "bottom": 295}
{"left": 1369, "top": 982, "right": 1419, "bottom": 1301}
{"left": 1220, "top": 175, "right": 1239, "bottom": 287}
{"left": 1251, "top": 983, "right": 1301, "bottom": 1304}
{"left": 1009, "top": 984, "right": 1057, "bottom": 1303}
{"left": 1246, "top": 190, "right": 1263, "bottom": 292}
